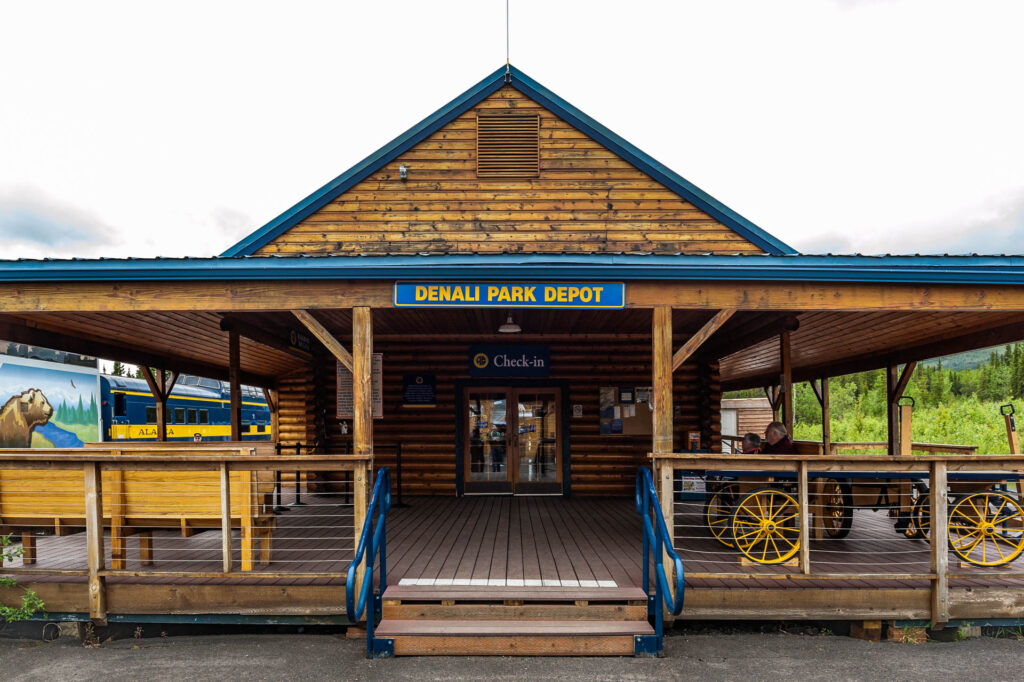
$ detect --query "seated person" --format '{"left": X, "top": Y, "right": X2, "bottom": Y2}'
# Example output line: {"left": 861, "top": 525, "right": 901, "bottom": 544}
{"left": 761, "top": 421, "right": 795, "bottom": 454}
{"left": 741, "top": 433, "right": 761, "bottom": 454}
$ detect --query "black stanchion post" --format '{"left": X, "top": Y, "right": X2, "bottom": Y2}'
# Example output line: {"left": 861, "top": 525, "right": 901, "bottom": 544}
{"left": 274, "top": 442, "right": 289, "bottom": 513}
{"left": 392, "top": 442, "right": 409, "bottom": 508}
{"left": 291, "top": 442, "right": 306, "bottom": 506}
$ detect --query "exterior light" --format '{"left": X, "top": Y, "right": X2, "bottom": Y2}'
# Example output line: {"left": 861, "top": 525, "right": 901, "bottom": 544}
{"left": 399, "top": 164, "right": 408, "bottom": 180}
{"left": 498, "top": 315, "right": 521, "bottom": 333}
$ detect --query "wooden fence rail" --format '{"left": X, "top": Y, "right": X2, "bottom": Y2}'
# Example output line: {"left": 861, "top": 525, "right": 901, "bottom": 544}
{"left": 652, "top": 452, "right": 1024, "bottom": 628}
{"left": 0, "top": 446, "right": 371, "bottom": 623}
{"left": 721, "top": 434, "right": 978, "bottom": 455}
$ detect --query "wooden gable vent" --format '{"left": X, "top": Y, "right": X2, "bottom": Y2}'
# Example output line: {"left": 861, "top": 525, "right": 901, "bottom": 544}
{"left": 476, "top": 113, "right": 540, "bottom": 177}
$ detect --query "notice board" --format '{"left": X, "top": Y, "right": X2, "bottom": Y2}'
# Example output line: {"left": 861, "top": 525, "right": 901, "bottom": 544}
{"left": 337, "top": 353, "right": 383, "bottom": 419}
{"left": 599, "top": 385, "right": 653, "bottom": 435}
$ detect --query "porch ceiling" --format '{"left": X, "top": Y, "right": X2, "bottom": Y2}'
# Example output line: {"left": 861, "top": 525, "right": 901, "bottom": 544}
{"left": 0, "top": 311, "right": 305, "bottom": 385}
{"left": 719, "top": 310, "right": 1024, "bottom": 390}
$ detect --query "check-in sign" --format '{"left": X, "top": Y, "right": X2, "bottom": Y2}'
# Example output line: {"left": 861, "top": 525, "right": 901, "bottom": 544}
{"left": 394, "top": 282, "right": 625, "bottom": 309}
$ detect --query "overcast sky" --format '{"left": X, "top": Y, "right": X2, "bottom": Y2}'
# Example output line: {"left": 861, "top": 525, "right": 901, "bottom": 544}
{"left": 2, "top": 0, "right": 1023, "bottom": 260}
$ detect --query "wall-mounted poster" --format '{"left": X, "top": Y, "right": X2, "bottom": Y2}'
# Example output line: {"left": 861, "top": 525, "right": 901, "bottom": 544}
{"left": 0, "top": 343, "right": 100, "bottom": 448}
{"left": 337, "top": 353, "right": 383, "bottom": 419}
{"left": 402, "top": 373, "right": 436, "bottom": 408}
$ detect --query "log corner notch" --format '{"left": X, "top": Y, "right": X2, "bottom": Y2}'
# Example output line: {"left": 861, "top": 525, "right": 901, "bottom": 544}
{"left": 140, "top": 367, "right": 179, "bottom": 441}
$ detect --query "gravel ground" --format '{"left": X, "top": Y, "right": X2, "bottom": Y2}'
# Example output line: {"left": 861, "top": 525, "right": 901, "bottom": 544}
{"left": 1, "top": 630, "right": 1023, "bottom": 681}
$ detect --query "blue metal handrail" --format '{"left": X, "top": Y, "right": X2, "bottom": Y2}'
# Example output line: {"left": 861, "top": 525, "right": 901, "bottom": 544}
{"left": 345, "top": 467, "right": 391, "bottom": 657}
{"left": 636, "top": 466, "right": 685, "bottom": 653}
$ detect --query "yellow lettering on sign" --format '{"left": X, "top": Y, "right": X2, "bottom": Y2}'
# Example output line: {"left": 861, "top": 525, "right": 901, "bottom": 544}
{"left": 488, "top": 286, "right": 500, "bottom": 301}
{"left": 511, "top": 286, "right": 523, "bottom": 302}
{"left": 415, "top": 286, "right": 428, "bottom": 301}
{"left": 427, "top": 286, "right": 439, "bottom": 302}
{"left": 580, "top": 288, "right": 592, "bottom": 303}
{"left": 524, "top": 286, "right": 536, "bottom": 302}
{"left": 593, "top": 286, "right": 604, "bottom": 303}
{"left": 471, "top": 286, "right": 480, "bottom": 301}
{"left": 544, "top": 286, "right": 556, "bottom": 302}
{"left": 439, "top": 286, "right": 451, "bottom": 302}
{"left": 498, "top": 287, "right": 512, "bottom": 302}
{"left": 568, "top": 287, "right": 580, "bottom": 302}
{"left": 451, "top": 286, "right": 465, "bottom": 302}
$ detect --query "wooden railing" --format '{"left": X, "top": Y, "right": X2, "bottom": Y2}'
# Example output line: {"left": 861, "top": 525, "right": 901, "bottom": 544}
{"left": 721, "top": 434, "right": 978, "bottom": 455}
{"left": 0, "top": 446, "right": 371, "bottom": 623}
{"left": 650, "top": 452, "right": 1024, "bottom": 628}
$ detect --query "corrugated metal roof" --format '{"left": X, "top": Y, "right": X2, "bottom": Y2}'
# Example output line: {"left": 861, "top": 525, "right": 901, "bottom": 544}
{"left": 3, "top": 253, "right": 1024, "bottom": 285}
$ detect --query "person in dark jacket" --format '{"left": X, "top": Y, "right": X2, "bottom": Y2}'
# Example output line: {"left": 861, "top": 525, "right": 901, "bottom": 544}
{"left": 761, "top": 421, "right": 795, "bottom": 454}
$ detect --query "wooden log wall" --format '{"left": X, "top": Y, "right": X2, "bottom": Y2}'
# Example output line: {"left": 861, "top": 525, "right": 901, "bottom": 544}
{"left": 298, "top": 338, "right": 721, "bottom": 497}
{"left": 276, "top": 367, "right": 317, "bottom": 447}
{"left": 255, "top": 86, "right": 763, "bottom": 256}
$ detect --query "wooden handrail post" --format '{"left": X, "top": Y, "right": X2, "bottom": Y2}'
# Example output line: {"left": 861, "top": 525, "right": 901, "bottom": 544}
{"left": 220, "top": 462, "right": 232, "bottom": 573}
{"left": 798, "top": 461, "right": 810, "bottom": 575}
{"left": 930, "top": 461, "right": 949, "bottom": 629}
{"left": 84, "top": 461, "right": 107, "bottom": 624}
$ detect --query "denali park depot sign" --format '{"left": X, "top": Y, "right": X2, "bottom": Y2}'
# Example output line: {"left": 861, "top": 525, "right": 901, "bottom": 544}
{"left": 394, "top": 281, "right": 625, "bottom": 309}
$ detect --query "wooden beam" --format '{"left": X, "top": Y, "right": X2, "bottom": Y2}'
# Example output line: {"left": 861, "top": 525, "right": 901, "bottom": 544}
{"left": 930, "top": 461, "right": 949, "bottom": 629}
{"left": 292, "top": 309, "right": 353, "bottom": 372}
{"left": 263, "top": 388, "right": 280, "bottom": 444}
{"left": 700, "top": 314, "right": 800, "bottom": 361}
{"left": 219, "top": 315, "right": 312, "bottom": 361}
{"left": 0, "top": 316, "right": 275, "bottom": 388}
{"left": 819, "top": 378, "right": 831, "bottom": 456}
{"left": 652, "top": 308, "right": 674, "bottom": 454}
{"left": 894, "top": 361, "right": 917, "bottom": 400}
{"left": 229, "top": 331, "right": 242, "bottom": 442}
{"left": 141, "top": 367, "right": 167, "bottom": 442}
{"left": 780, "top": 332, "right": 793, "bottom": 435}
{"left": 887, "top": 362, "right": 916, "bottom": 456}
{"left": 351, "top": 307, "right": 373, "bottom": 457}
{"left": 83, "top": 462, "right": 106, "bottom": 623}
{"left": 672, "top": 309, "right": 736, "bottom": 370}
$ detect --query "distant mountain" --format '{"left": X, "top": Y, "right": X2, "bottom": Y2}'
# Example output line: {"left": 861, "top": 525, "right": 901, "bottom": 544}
{"left": 921, "top": 346, "right": 1008, "bottom": 371}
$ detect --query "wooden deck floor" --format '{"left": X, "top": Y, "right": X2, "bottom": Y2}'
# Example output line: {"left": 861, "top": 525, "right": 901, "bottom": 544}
{"left": 5, "top": 494, "right": 1024, "bottom": 592}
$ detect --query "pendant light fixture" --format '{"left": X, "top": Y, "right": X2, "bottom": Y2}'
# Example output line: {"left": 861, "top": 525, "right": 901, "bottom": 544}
{"left": 498, "top": 314, "right": 521, "bottom": 333}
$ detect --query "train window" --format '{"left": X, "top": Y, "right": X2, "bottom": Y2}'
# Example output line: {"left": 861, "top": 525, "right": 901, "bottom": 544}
{"left": 166, "top": 407, "right": 172, "bottom": 424}
{"left": 199, "top": 409, "right": 209, "bottom": 424}
{"left": 113, "top": 393, "right": 127, "bottom": 417}
{"left": 145, "top": 407, "right": 157, "bottom": 424}
{"left": 187, "top": 409, "right": 198, "bottom": 424}
{"left": 256, "top": 424, "right": 265, "bottom": 433}
{"left": 174, "top": 408, "right": 185, "bottom": 424}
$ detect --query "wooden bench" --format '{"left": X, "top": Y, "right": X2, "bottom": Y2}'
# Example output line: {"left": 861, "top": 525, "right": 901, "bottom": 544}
{"left": 0, "top": 443, "right": 277, "bottom": 571}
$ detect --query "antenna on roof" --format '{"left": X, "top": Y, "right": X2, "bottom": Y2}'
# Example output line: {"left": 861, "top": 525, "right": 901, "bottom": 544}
{"left": 505, "top": 0, "right": 511, "bottom": 83}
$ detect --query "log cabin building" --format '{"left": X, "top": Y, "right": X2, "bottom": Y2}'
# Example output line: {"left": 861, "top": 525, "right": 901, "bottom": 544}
{"left": 3, "top": 65, "right": 1024, "bottom": 656}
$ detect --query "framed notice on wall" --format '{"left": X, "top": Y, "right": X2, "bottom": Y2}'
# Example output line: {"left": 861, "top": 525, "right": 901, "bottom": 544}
{"left": 337, "top": 353, "right": 383, "bottom": 419}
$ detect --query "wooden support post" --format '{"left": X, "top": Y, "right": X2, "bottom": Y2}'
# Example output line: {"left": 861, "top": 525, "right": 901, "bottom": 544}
{"left": 352, "top": 307, "right": 374, "bottom": 595}
{"left": 240, "top": 471, "right": 256, "bottom": 571}
{"left": 20, "top": 532, "right": 36, "bottom": 565}
{"left": 142, "top": 367, "right": 178, "bottom": 442}
{"left": 108, "top": 468, "right": 127, "bottom": 570}
{"left": 229, "top": 330, "right": 242, "bottom": 441}
{"left": 798, "top": 460, "right": 810, "bottom": 574}
{"left": 138, "top": 533, "right": 153, "bottom": 566}
{"left": 779, "top": 332, "right": 793, "bottom": 435}
{"left": 930, "top": 461, "right": 949, "bottom": 629}
{"left": 652, "top": 307, "right": 676, "bottom": 609}
{"left": 263, "top": 388, "right": 280, "bottom": 444}
{"left": 220, "top": 462, "right": 232, "bottom": 573}
{"left": 84, "top": 462, "right": 106, "bottom": 623}
{"left": 886, "top": 362, "right": 917, "bottom": 456}
{"left": 899, "top": 402, "right": 914, "bottom": 456}
{"left": 353, "top": 459, "right": 370, "bottom": 601}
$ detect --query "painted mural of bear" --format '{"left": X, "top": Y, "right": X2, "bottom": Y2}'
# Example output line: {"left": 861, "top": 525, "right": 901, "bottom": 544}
{"left": 0, "top": 388, "right": 54, "bottom": 447}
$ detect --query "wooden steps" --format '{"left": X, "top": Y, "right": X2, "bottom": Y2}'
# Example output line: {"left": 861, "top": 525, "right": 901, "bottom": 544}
{"left": 376, "top": 585, "right": 654, "bottom": 656}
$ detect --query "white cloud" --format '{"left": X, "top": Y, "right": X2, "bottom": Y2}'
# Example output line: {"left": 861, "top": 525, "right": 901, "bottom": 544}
{"left": 0, "top": 0, "right": 1022, "bottom": 258}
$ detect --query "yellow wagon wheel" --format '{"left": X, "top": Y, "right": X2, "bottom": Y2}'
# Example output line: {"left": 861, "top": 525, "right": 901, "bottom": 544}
{"left": 704, "top": 483, "right": 740, "bottom": 547}
{"left": 948, "top": 491, "right": 1024, "bottom": 567}
{"left": 730, "top": 488, "right": 801, "bottom": 565}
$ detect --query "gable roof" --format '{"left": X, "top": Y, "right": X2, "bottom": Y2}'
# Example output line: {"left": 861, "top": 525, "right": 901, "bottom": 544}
{"left": 221, "top": 65, "right": 796, "bottom": 257}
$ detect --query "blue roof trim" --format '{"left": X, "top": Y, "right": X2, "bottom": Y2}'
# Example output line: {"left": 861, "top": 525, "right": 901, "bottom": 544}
{"left": 220, "top": 64, "right": 795, "bottom": 257}
{"left": 219, "top": 66, "right": 509, "bottom": 257}
{"left": 4, "top": 254, "right": 1024, "bottom": 285}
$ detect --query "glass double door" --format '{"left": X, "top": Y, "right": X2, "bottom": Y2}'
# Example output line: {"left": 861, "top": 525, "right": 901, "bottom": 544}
{"left": 464, "top": 387, "right": 562, "bottom": 495}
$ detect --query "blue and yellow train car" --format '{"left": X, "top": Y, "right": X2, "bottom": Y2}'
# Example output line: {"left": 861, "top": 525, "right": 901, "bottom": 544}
{"left": 100, "top": 374, "right": 271, "bottom": 441}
